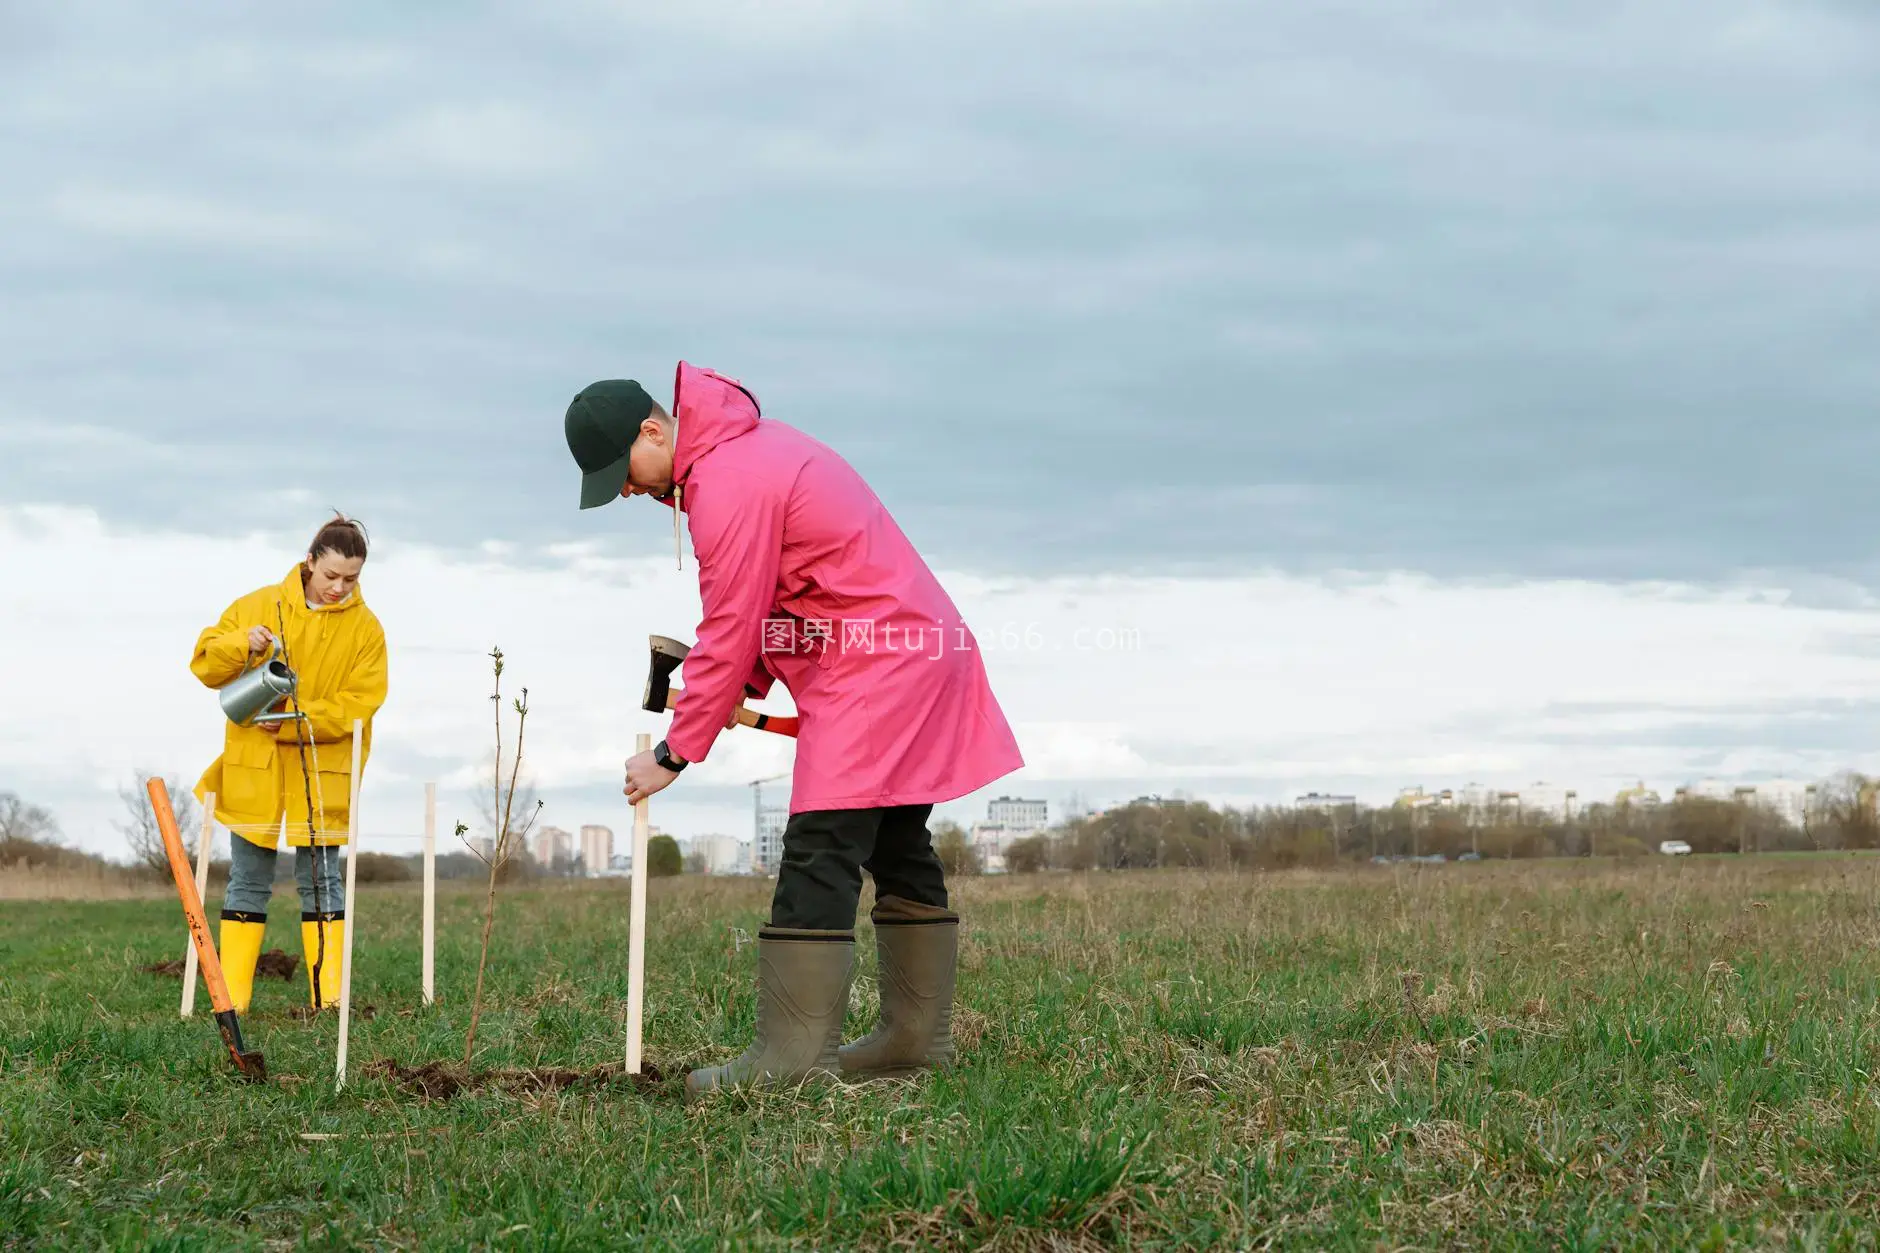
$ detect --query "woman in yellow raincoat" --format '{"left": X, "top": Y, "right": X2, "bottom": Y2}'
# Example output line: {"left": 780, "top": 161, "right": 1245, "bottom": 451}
{"left": 190, "top": 514, "right": 388, "bottom": 1014}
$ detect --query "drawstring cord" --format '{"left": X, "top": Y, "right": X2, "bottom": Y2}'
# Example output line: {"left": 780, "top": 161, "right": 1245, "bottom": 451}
{"left": 671, "top": 409, "right": 685, "bottom": 571}
{"left": 673, "top": 483, "right": 684, "bottom": 570}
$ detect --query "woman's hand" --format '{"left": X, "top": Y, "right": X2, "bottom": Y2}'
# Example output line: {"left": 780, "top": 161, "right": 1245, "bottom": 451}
{"left": 247, "top": 626, "right": 275, "bottom": 656}
{"left": 623, "top": 750, "right": 679, "bottom": 806}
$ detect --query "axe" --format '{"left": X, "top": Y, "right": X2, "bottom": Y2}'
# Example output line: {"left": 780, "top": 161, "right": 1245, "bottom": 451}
{"left": 644, "top": 634, "right": 799, "bottom": 738}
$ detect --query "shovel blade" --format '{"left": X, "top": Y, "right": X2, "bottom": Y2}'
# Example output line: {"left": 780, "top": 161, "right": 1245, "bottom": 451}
{"left": 214, "top": 1009, "right": 268, "bottom": 1083}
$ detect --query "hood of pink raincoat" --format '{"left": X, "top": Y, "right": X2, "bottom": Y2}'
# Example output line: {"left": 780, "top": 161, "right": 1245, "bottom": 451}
{"left": 670, "top": 362, "right": 761, "bottom": 494}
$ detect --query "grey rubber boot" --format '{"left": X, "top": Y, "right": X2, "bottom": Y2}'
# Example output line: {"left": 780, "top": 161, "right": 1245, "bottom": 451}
{"left": 684, "top": 928, "right": 855, "bottom": 1102}
{"left": 838, "top": 896, "right": 959, "bottom": 1078}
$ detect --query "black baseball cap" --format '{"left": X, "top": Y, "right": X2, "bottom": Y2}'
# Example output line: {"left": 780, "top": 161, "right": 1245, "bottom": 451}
{"left": 565, "top": 379, "right": 656, "bottom": 509}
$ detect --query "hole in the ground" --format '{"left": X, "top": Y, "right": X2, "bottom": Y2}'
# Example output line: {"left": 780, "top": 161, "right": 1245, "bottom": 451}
{"left": 362, "top": 1059, "right": 667, "bottom": 1100}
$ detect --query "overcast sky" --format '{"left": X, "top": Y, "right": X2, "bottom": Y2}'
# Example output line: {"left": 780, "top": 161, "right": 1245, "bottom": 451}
{"left": 4, "top": 1, "right": 1879, "bottom": 859}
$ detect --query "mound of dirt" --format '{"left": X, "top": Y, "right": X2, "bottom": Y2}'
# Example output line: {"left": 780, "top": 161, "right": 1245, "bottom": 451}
{"left": 363, "top": 1059, "right": 666, "bottom": 1100}
{"left": 144, "top": 949, "right": 300, "bottom": 981}
{"left": 284, "top": 1003, "right": 377, "bottom": 1021}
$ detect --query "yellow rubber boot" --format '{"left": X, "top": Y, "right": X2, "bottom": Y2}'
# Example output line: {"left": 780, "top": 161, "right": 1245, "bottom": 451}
{"left": 300, "top": 915, "right": 345, "bottom": 1010}
{"left": 217, "top": 913, "right": 267, "bottom": 1015}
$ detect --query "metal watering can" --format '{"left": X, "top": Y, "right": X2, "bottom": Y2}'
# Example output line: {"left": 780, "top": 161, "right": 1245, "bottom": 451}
{"left": 218, "top": 644, "right": 300, "bottom": 728}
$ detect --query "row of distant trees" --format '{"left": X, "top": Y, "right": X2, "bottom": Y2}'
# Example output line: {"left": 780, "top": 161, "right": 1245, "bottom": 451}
{"left": 9, "top": 770, "right": 1880, "bottom": 888}
{"left": 930, "top": 772, "right": 1880, "bottom": 874}
{"left": 0, "top": 775, "right": 214, "bottom": 887}
{"left": 0, "top": 763, "right": 698, "bottom": 888}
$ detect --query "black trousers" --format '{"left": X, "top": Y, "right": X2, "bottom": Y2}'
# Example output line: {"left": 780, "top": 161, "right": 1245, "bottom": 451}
{"left": 770, "top": 804, "right": 949, "bottom": 931}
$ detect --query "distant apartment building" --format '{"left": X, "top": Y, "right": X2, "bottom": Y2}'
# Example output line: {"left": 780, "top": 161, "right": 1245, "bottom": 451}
{"left": 534, "top": 825, "right": 573, "bottom": 869}
{"left": 1615, "top": 781, "right": 1662, "bottom": 809}
{"left": 579, "top": 824, "right": 614, "bottom": 876}
{"left": 1515, "top": 782, "right": 1579, "bottom": 823}
{"left": 986, "top": 796, "right": 1048, "bottom": 833}
{"left": 1450, "top": 783, "right": 1503, "bottom": 820}
{"left": 1295, "top": 792, "right": 1358, "bottom": 813}
{"left": 967, "top": 797, "right": 1048, "bottom": 875}
{"left": 1749, "top": 779, "right": 1813, "bottom": 828}
{"left": 969, "top": 822, "right": 1014, "bottom": 873}
{"left": 1391, "top": 787, "right": 1451, "bottom": 827}
{"left": 755, "top": 805, "right": 788, "bottom": 876}
{"left": 1675, "top": 778, "right": 1813, "bottom": 829}
{"left": 688, "top": 833, "right": 751, "bottom": 875}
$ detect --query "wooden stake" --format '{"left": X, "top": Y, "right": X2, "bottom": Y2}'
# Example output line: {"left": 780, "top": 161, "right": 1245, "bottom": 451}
{"left": 422, "top": 780, "right": 436, "bottom": 1007}
{"left": 336, "top": 718, "right": 363, "bottom": 1091}
{"left": 180, "top": 792, "right": 216, "bottom": 1018}
{"left": 627, "top": 731, "right": 651, "bottom": 1074}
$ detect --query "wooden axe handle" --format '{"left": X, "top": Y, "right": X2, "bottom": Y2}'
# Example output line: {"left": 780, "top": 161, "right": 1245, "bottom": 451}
{"left": 734, "top": 704, "right": 800, "bottom": 738}
{"left": 666, "top": 685, "right": 799, "bottom": 738}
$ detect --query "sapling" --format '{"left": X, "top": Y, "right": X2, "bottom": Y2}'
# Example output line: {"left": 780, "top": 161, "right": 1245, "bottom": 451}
{"left": 458, "top": 646, "right": 544, "bottom": 1068}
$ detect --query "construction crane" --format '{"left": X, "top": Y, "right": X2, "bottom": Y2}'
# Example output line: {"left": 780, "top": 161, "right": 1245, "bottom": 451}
{"left": 750, "top": 772, "right": 789, "bottom": 873}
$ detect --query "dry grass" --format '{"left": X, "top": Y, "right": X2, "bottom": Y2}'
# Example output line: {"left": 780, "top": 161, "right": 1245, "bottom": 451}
{"left": 8, "top": 854, "right": 1880, "bottom": 1248}
{"left": 0, "top": 861, "right": 165, "bottom": 900}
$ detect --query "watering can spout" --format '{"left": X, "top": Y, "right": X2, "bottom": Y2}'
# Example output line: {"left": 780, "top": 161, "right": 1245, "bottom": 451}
{"left": 219, "top": 654, "right": 299, "bottom": 727}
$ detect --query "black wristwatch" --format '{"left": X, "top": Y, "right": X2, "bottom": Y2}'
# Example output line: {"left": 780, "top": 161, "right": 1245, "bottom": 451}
{"left": 653, "top": 739, "right": 687, "bottom": 773}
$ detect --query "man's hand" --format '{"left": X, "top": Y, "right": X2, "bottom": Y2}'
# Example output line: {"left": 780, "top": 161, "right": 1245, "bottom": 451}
{"left": 247, "top": 626, "right": 275, "bottom": 657}
{"left": 623, "top": 750, "right": 679, "bottom": 806}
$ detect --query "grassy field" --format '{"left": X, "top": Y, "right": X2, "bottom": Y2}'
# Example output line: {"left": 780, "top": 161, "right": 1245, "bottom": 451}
{"left": 7, "top": 858, "right": 1880, "bottom": 1250}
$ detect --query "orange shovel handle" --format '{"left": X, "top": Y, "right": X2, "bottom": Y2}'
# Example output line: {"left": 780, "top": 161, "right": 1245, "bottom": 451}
{"left": 149, "top": 778, "right": 236, "bottom": 1014}
{"left": 150, "top": 778, "right": 265, "bottom": 1079}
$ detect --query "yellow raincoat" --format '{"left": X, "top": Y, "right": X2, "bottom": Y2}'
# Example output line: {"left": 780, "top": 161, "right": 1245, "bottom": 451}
{"left": 190, "top": 566, "right": 389, "bottom": 848}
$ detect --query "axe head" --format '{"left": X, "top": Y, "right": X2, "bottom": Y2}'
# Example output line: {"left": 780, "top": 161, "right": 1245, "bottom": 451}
{"left": 643, "top": 635, "right": 691, "bottom": 714}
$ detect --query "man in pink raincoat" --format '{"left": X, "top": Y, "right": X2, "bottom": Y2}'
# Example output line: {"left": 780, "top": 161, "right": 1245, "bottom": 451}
{"left": 563, "top": 362, "right": 1024, "bottom": 1100}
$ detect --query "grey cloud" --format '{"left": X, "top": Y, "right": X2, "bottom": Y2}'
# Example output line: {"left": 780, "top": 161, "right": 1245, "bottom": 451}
{"left": 1423, "top": 696, "right": 1880, "bottom": 759}
{"left": 2, "top": 1, "right": 1878, "bottom": 585}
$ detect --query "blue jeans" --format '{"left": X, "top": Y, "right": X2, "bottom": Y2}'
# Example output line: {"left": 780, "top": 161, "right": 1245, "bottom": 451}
{"left": 222, "top": 829, "right": 345, "bottom": 919}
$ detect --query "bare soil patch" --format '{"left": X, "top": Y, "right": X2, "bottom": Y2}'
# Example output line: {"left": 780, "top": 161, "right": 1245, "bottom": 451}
{"left": 143, "top": 949, "right": 300, "bottom": 980}
{"left": 281, "top": 1002, "right": 376, "bottom": 1022}
{"left": 363, "top": 1058, "right": 667, "bottom": 1100}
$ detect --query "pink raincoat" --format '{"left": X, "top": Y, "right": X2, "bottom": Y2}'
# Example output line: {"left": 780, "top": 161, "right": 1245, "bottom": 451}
{"left": 657, "top": 362, "right": 1023, "bottom": 812}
